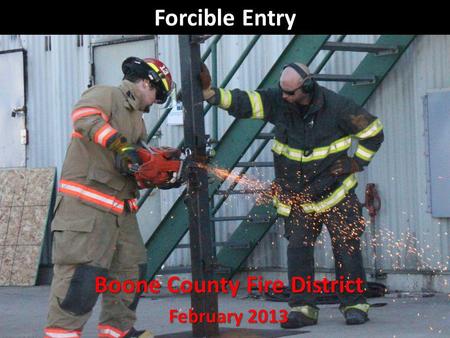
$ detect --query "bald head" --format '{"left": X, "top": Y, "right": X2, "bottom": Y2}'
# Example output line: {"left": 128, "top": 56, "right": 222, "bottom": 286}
{"left": 280, "top": 63, "right": 311, "bottom": 86}
{"left": 279, "top": 63, "right": 313, "bottom": 105}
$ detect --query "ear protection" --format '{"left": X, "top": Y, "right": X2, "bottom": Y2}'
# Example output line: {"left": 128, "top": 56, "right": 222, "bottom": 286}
{"left": 283, "top": 63, "right": 315, "bottom": 94}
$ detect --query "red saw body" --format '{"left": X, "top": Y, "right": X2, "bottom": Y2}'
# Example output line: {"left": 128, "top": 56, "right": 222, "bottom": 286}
{"left": 134, "top": 147, "right": 183, "bottom": 188}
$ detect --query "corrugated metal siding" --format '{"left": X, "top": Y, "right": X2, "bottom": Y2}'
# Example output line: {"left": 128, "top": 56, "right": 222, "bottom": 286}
{"left": 0, "top": 35, "right": 24, "bottom": 51}
{"left": 362, "top": 35, "right": 450, "bottom": 275}
{"left": 1, "top": 35, "right": 90, "bottom": 172}
{"left": 2, "top": 34, "right": 448, "bottom": 278}
{"left": 156, "top": 35, "right": 449, "bottom": 276}
{"left": 246, "top": 35, "right": 450, "bottom": 276}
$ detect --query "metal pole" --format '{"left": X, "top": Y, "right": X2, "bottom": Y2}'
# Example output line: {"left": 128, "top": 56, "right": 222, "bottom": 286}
{"left": 178, "top": 35, "right": 219, "bottom": 337}
{"left": 210, "top": 39, "right": 218, "bottom": 258}
{"left": 211, "top": 42, "right": 218, "bottom": 143}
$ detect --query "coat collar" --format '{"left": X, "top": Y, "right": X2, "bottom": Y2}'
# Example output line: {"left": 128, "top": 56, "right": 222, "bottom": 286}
{"left": 304, "top": 83, "right": 325, "bottom": 117}
{"left": 119, "top": 80, "right": 141, "bottom": 111}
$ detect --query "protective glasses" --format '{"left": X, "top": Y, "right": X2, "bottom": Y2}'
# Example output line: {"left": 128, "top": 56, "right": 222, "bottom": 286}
{"left": 278, "top": 82, "right": 302, "bottom": 96}
{"left": 159, "top": 82, "right": 178, "bottom": 108}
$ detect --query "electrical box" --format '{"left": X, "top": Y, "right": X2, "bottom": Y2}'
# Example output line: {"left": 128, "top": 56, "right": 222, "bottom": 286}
{"left": 424, "top": 89, "right": 450, "bottom": 217}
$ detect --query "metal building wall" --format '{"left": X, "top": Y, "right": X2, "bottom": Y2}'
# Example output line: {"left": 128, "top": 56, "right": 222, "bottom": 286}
{"left": 0, "top": 35, "right": 91, "bottom": 172}
{"left": 2, "top": 35, "right": 448, "bottom": 285}
{"left": 155, "top": 35, "right": 449, "bottom": 285}
{"left": 362, "top": 35, "right": 450, "bottom": 279}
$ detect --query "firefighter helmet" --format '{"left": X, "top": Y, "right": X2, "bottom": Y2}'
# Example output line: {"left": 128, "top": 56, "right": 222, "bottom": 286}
{"left": 122, "top": 56, "right": 173, "bottom": 104}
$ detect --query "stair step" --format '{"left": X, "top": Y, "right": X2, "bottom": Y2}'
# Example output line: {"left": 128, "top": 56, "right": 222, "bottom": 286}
{"left": 312, "top": 74, "right": 377, "bottom": 85}
{"left": 322, "top": 41, "right": 399, "bottom": 55}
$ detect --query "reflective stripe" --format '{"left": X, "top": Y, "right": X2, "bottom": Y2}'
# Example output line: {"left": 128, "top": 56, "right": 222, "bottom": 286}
{"left": 342, "top": 303, "right": 370, "bottom": 313}
{"left": 72, "top": 131, "right": 83, "bottom": 139}
{"left": 72, "top": 107, "right": 108, "bottom": 122}
{"left": 301, "top": 174, "right": 358, "bottom": 214}
{"left": 272, "top": 197, "right": 291, "bottom": 216}
{"left": 98, "top": 325, "right": 127, "bottom": 338}
{"left": 44, "top": 328, "right": 81, "bottom": 338}
{"left": 161, "top": 78, "right": 169, "bottom": 92}
{"left": 355, "top": 118, "right": 383, "bottom": 139}
{"left": 292, "top": 305, "right": 319, "bottom": 320}
{"left": 272, "top": 137, "right": 352, "bottom": 163}
{"left": 94, "top": 124, "right": 118, "bottom": 147}
{"left": 59, "top": 179, "right": 124, "bottom": 214}
{"left": 147, "top": 63, "right": 170, "bottom": 92}
{"left": 218, "top": 88, "right": 232, "bottom": 109}
{"left": 272, "top": 174, "right": 358, "bottom": 216}
{"left": 355, "top": 144, "right": 375, "bottom": 162}
{"left": 246, "top": 91, "right": 264, "bottom": 119}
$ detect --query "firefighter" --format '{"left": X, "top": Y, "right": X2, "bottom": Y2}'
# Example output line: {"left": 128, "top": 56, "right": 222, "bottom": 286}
{"left": 44, "top": 57, "right": 179, "bottom": 338}
{"left": 199, "top": 62, "right": 384, "bottom": 328}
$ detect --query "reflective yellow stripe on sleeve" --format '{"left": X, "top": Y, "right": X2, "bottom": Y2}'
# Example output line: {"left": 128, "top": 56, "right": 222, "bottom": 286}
{"left": 355, "top": 144, "right": 376, "bottom": 162}
{"left": 355, "top": 118, "right": 383, "bottom": 139}
{"left": 246, "top": 91, "right": 264, "bottom": 119}
{"left": 218, "top": 88, "right": 232, "bottom": 109}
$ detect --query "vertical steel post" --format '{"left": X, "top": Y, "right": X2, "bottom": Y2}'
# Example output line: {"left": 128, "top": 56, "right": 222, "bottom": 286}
{"left": 178, "top": 35, "right": 219, "bottom": 337}
{"left": 210, "top": 39, "right": 218, "bottom": 257}
{"left": 211, "top": 41, "right": 218, "bottom": 143}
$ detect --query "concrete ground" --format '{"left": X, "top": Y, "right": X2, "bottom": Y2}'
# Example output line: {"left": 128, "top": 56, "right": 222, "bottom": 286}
{"left": 1, "top": 286, "right": 449, "bottom": 338}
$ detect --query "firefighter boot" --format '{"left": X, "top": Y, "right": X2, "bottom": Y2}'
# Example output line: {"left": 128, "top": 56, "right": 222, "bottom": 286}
{"left": 123, "top": 327, "right": 154, "bottom": 338}
{"left": 280, "top": 305, "right": 319, "bottom": 329}
{"left": 341, "top": 304, "right": 370, "bottom": 325}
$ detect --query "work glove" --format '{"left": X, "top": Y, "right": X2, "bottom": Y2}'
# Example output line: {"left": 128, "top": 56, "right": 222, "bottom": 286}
{"left": 108, "top": 135, "right": 140, "bottom": 175}
{"left": 199, "top": 63, "right": 216, "bottom": 101}
{"left": 329, "top": 156, "right": 362, "bottom": 177}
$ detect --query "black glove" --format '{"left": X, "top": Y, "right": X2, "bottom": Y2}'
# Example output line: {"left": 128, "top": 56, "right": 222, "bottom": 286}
{"left": 329, "top": 156, "right": 362, "bottom": 177}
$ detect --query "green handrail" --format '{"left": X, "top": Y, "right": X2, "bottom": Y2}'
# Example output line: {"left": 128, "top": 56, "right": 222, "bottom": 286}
{"left": 201, "top": 35, "right": 222, "bottom": 62}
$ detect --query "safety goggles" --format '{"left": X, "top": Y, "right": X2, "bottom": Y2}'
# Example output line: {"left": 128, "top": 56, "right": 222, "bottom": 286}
{"left": 154, "top": 85, "right": 169, "bottom": 104}
{"left": 278, "top": 82, "right": 302, "bottom": 96}
{"left": 147, "top": 68, "right": 172, "bottom": 104}
{"left": 158, "top": 82, "right": 178, "bottom": 107}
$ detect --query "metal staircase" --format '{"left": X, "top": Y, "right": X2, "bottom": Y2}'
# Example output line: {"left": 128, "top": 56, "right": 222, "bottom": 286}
{"left": 142, "top": 35, "right": 415, "bottom": 281}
